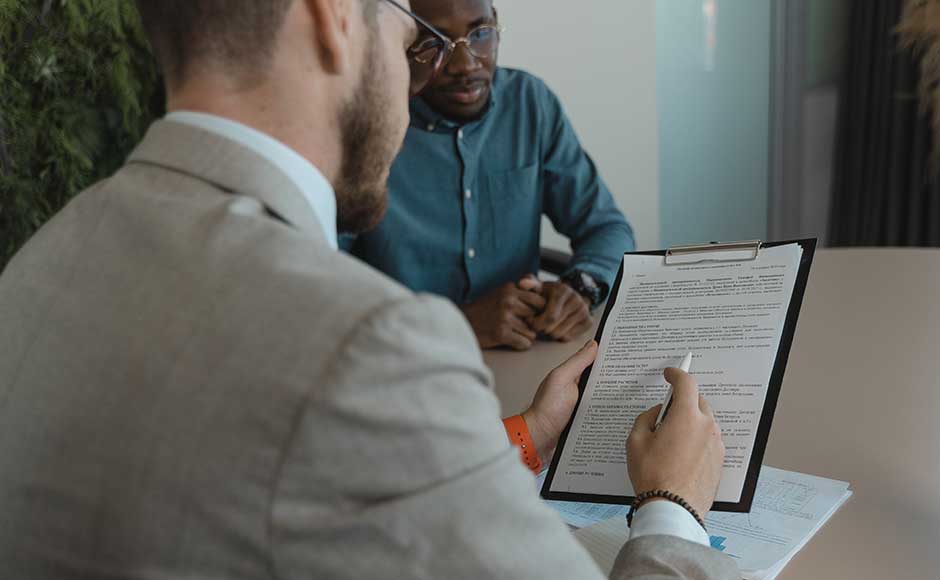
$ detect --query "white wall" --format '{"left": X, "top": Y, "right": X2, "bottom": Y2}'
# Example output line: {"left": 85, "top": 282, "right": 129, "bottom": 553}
{"left": 656, "top": 0, "right": 772, "bottom": 248}
{"left": 496, "top": 1, "right": 661, "bottom": 251}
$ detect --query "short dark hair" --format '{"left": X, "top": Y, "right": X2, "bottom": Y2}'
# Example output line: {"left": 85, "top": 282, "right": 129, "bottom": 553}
{"left": 135, "top": 0, "right": 295, "bottom": 87}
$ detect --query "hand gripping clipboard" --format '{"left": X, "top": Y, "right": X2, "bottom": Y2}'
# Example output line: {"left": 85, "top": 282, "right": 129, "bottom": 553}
{"left": 540, "top": 239, "right": 817, "bottom": 513}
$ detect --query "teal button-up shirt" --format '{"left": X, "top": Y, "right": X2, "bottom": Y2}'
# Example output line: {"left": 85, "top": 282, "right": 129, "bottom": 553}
{"left": 343, "top": 68, "right": 635, "bottom": 304}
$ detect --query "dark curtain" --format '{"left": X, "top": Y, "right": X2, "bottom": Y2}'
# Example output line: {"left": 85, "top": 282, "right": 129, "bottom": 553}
{"left": 829, "top": 0, "right": 940, "bottom": 246}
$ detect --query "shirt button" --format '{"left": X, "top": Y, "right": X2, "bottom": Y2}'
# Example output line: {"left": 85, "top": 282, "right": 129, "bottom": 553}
{"left": 457, "top": 129, "right": 464, "bottom": 140}
{"left": 468, "top": 248, "right": 477, "bottom": 259}
{"left": 464, "top": 189, "right": 472, "bottom": 200}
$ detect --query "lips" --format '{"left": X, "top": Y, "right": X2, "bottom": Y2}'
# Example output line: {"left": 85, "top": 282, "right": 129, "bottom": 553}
{"left": 440, "top": 81, "right": 489, "bottom": 106}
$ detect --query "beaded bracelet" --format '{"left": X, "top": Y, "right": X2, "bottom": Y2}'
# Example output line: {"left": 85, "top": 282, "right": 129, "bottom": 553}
{"left": 626, "top": 490, "right": 708, "bottom": 532}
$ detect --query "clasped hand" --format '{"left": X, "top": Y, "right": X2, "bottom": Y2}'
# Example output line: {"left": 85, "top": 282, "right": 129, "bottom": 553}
{"left": 461, "top": 275, "right": 593, "bottom": 350}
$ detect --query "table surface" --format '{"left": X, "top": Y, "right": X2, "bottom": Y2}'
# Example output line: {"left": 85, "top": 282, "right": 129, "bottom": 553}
{"left": 484, "top": 248, "right": 940, "bottom": 580}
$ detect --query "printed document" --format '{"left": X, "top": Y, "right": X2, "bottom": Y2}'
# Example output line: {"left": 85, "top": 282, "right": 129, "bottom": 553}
{"left": 535, "top": 470, "right": 629, "bottom": 528}
{"left": 572, "top": 466, "right": 852, "bottom": 580}
{"left": 547, "top": 244, "right": 803, "bottom": 504}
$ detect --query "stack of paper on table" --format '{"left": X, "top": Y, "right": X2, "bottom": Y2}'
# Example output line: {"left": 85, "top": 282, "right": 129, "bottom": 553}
{"left": 555, "top": 467, "right": 850, "bottom": 580}
{"left": 536, "top": 469, "right": 630, "bottom": 527}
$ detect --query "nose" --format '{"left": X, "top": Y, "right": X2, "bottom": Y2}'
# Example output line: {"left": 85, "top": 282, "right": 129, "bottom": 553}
{"left": 445, "top": 42, "right": 482, "bottom": 76}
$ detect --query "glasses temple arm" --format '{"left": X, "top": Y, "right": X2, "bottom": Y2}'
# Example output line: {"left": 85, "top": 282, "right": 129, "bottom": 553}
{"left": 382, "top": 0, "right": 450, "bottom": 43}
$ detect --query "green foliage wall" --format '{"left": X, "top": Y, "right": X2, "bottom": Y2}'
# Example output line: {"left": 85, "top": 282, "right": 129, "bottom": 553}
{"left": 0, "top": 0, "right": 164, "bottom": 269}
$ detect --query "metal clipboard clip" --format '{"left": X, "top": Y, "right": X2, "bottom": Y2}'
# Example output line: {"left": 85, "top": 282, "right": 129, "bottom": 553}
{"left": 664, "top": 240, "right": 763, "bottom": 266}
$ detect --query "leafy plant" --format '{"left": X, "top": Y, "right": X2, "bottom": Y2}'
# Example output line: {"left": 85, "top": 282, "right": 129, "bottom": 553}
{"left": 0, "top": 0, "right": 163, "bottom": 269}
{"left": 899, "top": 0, "right": 940, "bottom": 157}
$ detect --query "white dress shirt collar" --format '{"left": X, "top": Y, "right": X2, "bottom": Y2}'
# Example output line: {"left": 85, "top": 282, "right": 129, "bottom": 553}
{"left": 166, "top": 111, "right": 338, "bottom": 250}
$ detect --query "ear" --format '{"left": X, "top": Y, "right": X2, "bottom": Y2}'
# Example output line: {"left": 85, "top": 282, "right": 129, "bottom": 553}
{"left": 305, "top": 0, "right": 356, "bottom": 75}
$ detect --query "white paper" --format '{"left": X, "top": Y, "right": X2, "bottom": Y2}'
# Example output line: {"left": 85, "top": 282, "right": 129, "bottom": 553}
{"left": 704, "top": 467, "right": 852, "bottom": 579}
{"left": 549, "top": 245, "right": 803, "bottom": 503}
{"left": 535, "top": 470, "right": 629, "bottom": 528}
{"left": 572, "top": 467, "right": 852, "bottom": 580}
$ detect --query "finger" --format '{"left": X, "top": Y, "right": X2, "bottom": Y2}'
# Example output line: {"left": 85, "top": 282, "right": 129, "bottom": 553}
{"left": 534, "top": 287, "right": 572, "bottom": 332}
{"left": 558, "top": 317, "right": 593, "bottom": 343}
{"left": 543, "top": 292, "right": 580, "bottom": 336}
{"left": 546, "top": 298, "right": 589, "bottom": 338}
{"left": 663, "top": 367, "right": 700, "bottom": 413}
{"left": 547, "top": 340, "right": 598, "bottom": 384}
{"left": 508, "top": 314, "right": 537, "bottom": 341}
{"left": 502, "top": 327, "right": 534, "bottom": 351}
{"left": 515, "top": 289, "right": 547, "bottom": 312}
{"left": 498, "top": 286, "right": 540, "bottom": 318}
{"left": 507, "top": 296, "right": 540, "bottom": 318}
{"left": 629, "top": 405, "right": 662, "bottom": 441}
{"left": 518, "top": 274, "right": 543, "bottom": 293}
{"left": 549, "top": 313, "right": 584, "bottom": 343}
{"left": 530, "top": 289, "right": 558, "bottom": 331}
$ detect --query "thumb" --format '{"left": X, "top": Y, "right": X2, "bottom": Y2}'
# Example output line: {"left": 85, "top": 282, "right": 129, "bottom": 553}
{"left": 663, "top": 367, "right": 700, "bottom": 412}
{"left": 518, "top": 274, "right": 543, "bottom": 293}
{"left": 549, "top": 340, "right": 598, "bottom": 384}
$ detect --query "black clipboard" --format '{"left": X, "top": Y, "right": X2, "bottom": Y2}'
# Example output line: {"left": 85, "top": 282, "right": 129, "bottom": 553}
{"left": 540, "top": 239, "right": 817, "bottom": 513}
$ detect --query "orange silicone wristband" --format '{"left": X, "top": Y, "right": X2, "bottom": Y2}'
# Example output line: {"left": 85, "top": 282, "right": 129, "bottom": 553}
{"left": 503, "top": 415, "right": 542, "bottom": 473}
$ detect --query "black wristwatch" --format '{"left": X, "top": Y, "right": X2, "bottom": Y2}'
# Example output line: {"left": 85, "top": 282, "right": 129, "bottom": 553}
{"left": 561, "top": 270, "right": 608, "bottom": 309}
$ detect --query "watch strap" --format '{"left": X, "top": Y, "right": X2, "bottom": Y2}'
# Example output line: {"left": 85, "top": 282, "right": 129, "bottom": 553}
{"left": 503, "top": 415, "right": 542, "bottom": 473}
{"left": 562, "top": 269, "right": 605, "bottom": 307}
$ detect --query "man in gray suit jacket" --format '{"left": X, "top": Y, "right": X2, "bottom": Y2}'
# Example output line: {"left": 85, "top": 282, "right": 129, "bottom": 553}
{"left": 0, "top": 0, "right": 737, "bottom": 578}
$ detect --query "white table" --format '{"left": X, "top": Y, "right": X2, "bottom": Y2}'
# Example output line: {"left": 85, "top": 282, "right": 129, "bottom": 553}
{"left": 484, "top": 249, "right": 940, "bottom": 580}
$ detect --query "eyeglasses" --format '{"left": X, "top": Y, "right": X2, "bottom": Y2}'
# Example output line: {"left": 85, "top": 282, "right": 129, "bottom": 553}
{"left": 382, "top": 0, "right": 502, "bottom": 96}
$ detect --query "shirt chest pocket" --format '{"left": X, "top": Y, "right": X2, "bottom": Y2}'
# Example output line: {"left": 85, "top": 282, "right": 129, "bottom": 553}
{"left": 483, "top": 164, "right": 541, "bottom": 205}
{"left": 482, "top": 164, "right": 542, "bottom": 252}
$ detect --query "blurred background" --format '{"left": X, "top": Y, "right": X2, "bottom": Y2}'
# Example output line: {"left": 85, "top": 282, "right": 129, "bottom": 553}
{"left": 500, "top": 0, "right": 939, "bottom": 251}
{"left": 1, "top": 0, "right": 938, "bottom": 267}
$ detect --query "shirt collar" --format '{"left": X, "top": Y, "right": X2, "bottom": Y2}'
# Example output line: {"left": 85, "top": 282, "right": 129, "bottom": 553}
{"left": 165, "top": 111, "right": 338, "bottom": 250}
{"left": 410, "top": 68, "right": 502, "bottom": 131}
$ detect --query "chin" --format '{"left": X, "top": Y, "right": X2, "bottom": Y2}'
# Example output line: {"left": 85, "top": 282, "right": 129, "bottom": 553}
{"left": 452, "top": 103, "right": 488, "bottom": 121}
{"left": 429, "top": 88, "right": 491, "bottom": 122}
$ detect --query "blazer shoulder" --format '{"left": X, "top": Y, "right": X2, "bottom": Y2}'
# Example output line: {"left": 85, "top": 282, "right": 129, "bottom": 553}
{"left": 262, "top": 238, "right": 415, "bottom": 314}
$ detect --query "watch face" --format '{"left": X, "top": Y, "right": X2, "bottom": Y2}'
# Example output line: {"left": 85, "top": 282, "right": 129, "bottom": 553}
{"left": 579, "top": 271, "right": 598, "bottom": 291}
{"left": 566, "top": 271, "right": 601, "bottom": 306}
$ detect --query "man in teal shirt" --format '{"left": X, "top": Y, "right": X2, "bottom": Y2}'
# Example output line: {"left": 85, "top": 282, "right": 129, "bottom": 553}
{"left": 344, "top": 0, "right": 635, "bottom": 350}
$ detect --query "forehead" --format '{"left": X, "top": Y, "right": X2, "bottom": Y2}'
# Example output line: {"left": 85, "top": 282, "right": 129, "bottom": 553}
{"left": 411, "top": 0, "right": 494, "bottom": 33}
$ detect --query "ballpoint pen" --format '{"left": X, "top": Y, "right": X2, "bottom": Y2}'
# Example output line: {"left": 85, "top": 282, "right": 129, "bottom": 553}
{"left": 653, "top": 352, "right": 693, "bottom": 431}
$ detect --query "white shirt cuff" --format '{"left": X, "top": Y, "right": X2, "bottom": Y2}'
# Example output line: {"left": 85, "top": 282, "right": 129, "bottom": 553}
{"left": 628, "top": 500, "right": 710, "bottom": 547}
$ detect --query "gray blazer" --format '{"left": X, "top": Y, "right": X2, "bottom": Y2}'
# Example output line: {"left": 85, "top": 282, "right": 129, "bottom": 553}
{"left": 0, "top": 120, "right": 739, "bottom": 579}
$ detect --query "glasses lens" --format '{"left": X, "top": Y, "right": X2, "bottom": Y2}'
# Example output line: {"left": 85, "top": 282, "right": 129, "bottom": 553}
{"left": 408, "top": 39, "right": 444, "bottom": 96}
{"left": 468, "top": 26, "right": 499, "bottom": 59}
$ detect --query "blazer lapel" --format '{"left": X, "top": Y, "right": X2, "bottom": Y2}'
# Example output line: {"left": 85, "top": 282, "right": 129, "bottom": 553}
{"left": 126, "top": 119, "right": 328, "bottom": 241}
